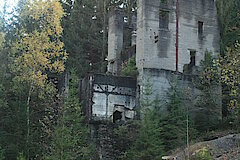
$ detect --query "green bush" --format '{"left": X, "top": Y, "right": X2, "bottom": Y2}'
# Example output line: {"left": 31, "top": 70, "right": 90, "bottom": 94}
{"left": 121, "top": 56, "right": 138, "bottom": 77}
{"left": 17, "top": 152, "right": 25, "bottom": 160}
{"left": 191, "top": 147, "right": 211, "bottom": 160}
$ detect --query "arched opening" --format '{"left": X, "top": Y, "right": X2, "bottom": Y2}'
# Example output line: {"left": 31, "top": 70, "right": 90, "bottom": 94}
{"left": 113, "top": 110, "right": 122, "bottom": 123}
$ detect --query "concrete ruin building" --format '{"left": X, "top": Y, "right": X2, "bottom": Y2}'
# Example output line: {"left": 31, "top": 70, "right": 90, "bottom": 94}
{"left": 136, "top": 0, "right": 220, "bottom": 101}
{"left": 80, "top": 0, "right": 221, "bottom": 159}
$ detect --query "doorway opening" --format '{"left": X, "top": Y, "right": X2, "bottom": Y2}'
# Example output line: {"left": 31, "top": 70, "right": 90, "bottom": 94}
{"left": 113, "top": 110, "right": 122, "bottom": 123}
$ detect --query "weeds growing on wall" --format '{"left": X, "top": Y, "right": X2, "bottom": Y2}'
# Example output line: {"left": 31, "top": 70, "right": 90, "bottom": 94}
{"left": 121, "top": 56, "right": 138, "bottom": 77}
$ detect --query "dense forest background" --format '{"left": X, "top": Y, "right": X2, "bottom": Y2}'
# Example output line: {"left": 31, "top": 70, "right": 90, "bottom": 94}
{"left": 0, "top": 0, "right": 239, "bottom": 159}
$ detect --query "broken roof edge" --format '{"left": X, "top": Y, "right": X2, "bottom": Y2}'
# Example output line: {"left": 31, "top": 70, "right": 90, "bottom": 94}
{"left": 83, "top": 72, "right": 137, "bottom": 88}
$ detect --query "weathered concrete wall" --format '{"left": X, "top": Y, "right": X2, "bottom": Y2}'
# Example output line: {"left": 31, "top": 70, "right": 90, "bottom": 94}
{"left": 80, "top": 74, "right": 137, "bottom": 122}
{"left": 141, "top": 68, "right": 195, "bottom": 101}
{"left": 107, "top": 9, "right": 124, "bottom": 75}
{"left": 136, "top": 0, "right": 220, "bottom": 74}
{"left": 141, "top": 68, "right": 222, "bottom": 119}
{"left": 92, "top": 84, "right": 136, "bottom": 120}
{"left": 80, "top": 74, "right": 137, "bottom": 159}
{"left": 136, "top": 0, "right": 221, "bottom": 119}
{"left": 91, "top": 75, "right": 136, "bottom": 122}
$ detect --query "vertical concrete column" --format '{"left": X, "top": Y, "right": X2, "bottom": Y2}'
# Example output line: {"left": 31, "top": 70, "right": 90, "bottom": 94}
{"left": 107, "top": 8, "right": 124, "bottom": 75}
{"left": 131, "top": 12, "right": 137, "bottom": 46}
{"left": 136, "top": 0, "right": 145, "bottom": 76}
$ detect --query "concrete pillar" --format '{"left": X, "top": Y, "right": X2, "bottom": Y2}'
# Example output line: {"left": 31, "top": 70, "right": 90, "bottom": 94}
{"left": 131, "top": 13, "right": 137, "bottom": 46}
{"left": 107, "top": 8, "right": 124, "bottom": 75}
{"left": 131, "top": 31, "right": 137, "bottom": 46}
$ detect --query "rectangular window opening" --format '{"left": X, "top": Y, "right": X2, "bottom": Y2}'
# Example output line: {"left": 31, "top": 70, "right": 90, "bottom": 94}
{"left": 159, "top": 10, "right": 169, "bottom": 29}
{"left": 190, "top": 50, "right": 196, "bottom": 66}
{"left": 160, "top": 0, "right": 168, "bottom": 4}
{"left": 198, "top": 21, "right": 203, "bottom": 34}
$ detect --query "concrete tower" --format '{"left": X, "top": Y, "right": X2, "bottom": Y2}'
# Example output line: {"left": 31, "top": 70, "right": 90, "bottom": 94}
{"left": 131, "top": 12, "right": 137, "bottom": 46}
{"left": 136, "top": 0, "right": 220, "bottom": 99}
{"left": 107, "top": 8, "right": 124, "bottom": 75}
{"left": 137, "top": 0, "right": 220, "bottom": 73}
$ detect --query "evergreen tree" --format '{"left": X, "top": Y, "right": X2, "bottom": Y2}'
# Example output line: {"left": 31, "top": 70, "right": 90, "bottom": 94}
{"left": 124, "top": 78, "right": 164, "bottom": 160}
{"left": 63, "top": 0, "right": 104, "bottom": 77}
{"left": 126, "top": 111, "right": 164, "bottom": 160}
{"left": 217, "top": 0, "right": 240, "bottom": 53}
{"left": 121, "top": 56, "right": 138, "bottom": 77}
{"left": 216, "top": 0, "right": 240, "bottom": 129}
{"left": 0, "top": 9, "right": 25, "bottom": 159}
{"left": 217, "top": 43, "right": 240, "bottom": 129}
{"left": 124, "top": 77, "right": 197, "bottom": 158}
{"left": 159, "top": 81, "right": 187, "bottom": 152}
{"left": 46, "top": 70, "right": 95, "bottom": 160}
{"left": 195, "top": 51, "right": 221, "bottom": 132}
{"left": 62, "top": 0, "right": 137, "bottom": 77}
{"left": 140, "top": 77, "right": 154, "bottom": 110}
{"left": 0, "top": 0, "right": 67, "bottom": 159}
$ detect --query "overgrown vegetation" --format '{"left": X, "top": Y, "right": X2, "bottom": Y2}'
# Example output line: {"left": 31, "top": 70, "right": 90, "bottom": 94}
{"left": 45, "top": 70, "right": 94, "bottom": 160}
{"left": 191, "top": 147, "right": 211, "bottom": 160}
{"left": 0, "top": 0, "right": 239, "bottom": 159}
{"left": 194, "top": 50, "right": 221, "bottom": 132}
{"left": 217, "top": 0, "right": 240, "bottom": 131}
{"left": 217, "top": 0, "right": 240, "bottom": 53}
{"left": 125, "top": 93, "right": 164, "bottom": 160}
{"left": 160, "top": 80, "right": 195, "bottom": 152}
{"left": 115, "top": 77, "right": 197, "bottom": 159}
{"left": 121, "top": 56, "right": 138, "bottom": 77}
{"left": 216, "top": 43, "right": 240, "bottom": 131}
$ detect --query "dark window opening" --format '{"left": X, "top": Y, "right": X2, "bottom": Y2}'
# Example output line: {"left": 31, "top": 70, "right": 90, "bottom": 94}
{"left": 113, "top": 111, "right": 122, "bottom": 123}
{"left": 198, "top": 21, "right": 203, "bottom": 34}
{"left": 154, "top": 32, "right": 159, "bottom": 43}
{"left": 190, "top": 50, "right": 196, "bottom": 67}
{"left": 183, "top": 49, "right": 197, "bottom": 74}
{"left": 159, "top": 10, "right": 169, "bottom": 29}
{"left": 160, "top": 0, "right": 168, "bottom": 4}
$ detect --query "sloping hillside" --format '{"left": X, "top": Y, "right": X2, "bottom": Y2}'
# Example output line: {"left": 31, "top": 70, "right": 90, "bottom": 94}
{"left": 172, "top": 134, "right": 240, "bottom": 160}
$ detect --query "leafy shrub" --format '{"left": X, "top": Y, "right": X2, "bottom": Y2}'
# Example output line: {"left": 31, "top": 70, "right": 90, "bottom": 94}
{"left": 121, "top": 56, "right": 138, "bottom": 77}
{"left": 17, "top": 152, "right": 25, "bottom": 160}
{"left": 191, "top": 147, "right": 211, "bottom": 160}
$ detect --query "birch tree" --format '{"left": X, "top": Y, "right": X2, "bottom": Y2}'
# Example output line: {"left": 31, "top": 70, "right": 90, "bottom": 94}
{"left": 10, "top": 1, "right": 67, "bottom": 159}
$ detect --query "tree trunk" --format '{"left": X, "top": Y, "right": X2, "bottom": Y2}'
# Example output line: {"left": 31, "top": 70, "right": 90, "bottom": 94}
{"left": 101, "top": 0, "right": 107, "bottom": 73}
{"left": 26, "top": 71, "right": 35, "bottom": 160}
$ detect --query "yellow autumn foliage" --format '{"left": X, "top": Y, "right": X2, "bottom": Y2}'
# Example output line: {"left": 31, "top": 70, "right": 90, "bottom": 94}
{"left": 217, "top": 43, "right": 240, "bottom": 109}
{"left": 11, "top": 0, "right": 67, "bottom": 89}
